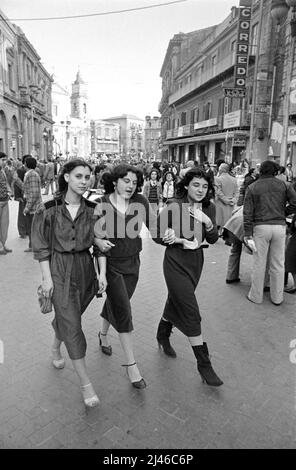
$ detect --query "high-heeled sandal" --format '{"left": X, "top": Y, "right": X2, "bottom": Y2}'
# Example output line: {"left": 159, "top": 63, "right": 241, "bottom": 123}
{"left": 98, "top": 332, "right": 112, "bottom": 356}
{"left": 121, "top": 362, "right": 146, "bottom": 389}
{"left": 81, "top": 383, "right": 100, "bottom": 408}
{"left": 52, "top": 348, "right": 65, "bottom": 369}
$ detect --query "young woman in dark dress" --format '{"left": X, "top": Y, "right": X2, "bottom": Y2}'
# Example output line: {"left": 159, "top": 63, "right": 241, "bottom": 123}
{"left": 155, "top": 167, "right": 223, "bottom": 386}
{"left": 94, "top": 164, "right": 174, "bottom": 389}
{"left": 32, "top": 159, "right": 102, "bottom": 408}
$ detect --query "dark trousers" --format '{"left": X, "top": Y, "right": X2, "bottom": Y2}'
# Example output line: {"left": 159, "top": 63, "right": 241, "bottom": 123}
{"left": 226, "top": 237, "right": 242, "bottom": 281}
{"left": 17, "top": 201, "right": 28, "bottom": 237}
{"left": 25, "top": 213, "right": 34, "bottom": 248}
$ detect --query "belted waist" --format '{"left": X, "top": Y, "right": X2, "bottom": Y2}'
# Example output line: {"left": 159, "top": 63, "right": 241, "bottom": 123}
{"left": 54, "top": 249, "right": 90, "bottom": 255}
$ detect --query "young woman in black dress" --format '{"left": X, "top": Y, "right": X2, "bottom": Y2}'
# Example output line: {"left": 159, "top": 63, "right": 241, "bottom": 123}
{"left": 94, "top": 164, "right": 174, "bottom": 389}
{"left": 156, "top": 167, "right": 223, "bottom": 386}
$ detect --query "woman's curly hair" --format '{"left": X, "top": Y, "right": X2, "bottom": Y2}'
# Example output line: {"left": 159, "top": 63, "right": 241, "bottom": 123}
{"left": 176, "top": 167, "right": 215, "bottom": 207}
{"left": 101, "top": 163, "right": 144, "bottom": 195}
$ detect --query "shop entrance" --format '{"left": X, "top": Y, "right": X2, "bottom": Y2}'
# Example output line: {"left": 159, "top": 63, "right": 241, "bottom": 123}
{"left": 199, "top": 144, "right": 207, "bottom": 164}
{"left": 188, "top": 144, "right": 195, "bottom": 160}
{"left": 232, "top": 146, "right": 246, "bottom": 164}
{"left": 215, "top": 141, "right": 226, "bottom": 161}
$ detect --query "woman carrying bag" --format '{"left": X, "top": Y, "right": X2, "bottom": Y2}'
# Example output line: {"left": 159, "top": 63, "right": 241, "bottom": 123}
{"left": 32, "top": 158, "right": 103, "bottom": 408}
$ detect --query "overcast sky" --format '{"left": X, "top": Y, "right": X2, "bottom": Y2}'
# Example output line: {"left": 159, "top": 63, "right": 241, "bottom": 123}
{"left": 1, "top": 0, "right": 237, "bottom": 119}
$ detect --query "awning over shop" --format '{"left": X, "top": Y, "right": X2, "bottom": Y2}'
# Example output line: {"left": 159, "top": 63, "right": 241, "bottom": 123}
{"left": 164, "top": 130, "right": 249, "bottom": 145}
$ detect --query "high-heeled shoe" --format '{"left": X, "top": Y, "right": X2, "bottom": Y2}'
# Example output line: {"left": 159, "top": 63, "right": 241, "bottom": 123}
{"left": 122, "top": 362, "right": 146, "bottom": 389}
{"left": 52, "top": 348, "right": 65, "bottom": 369}
{"left": 81, "top": 383, "right": 100, "bottom": 407}
{"left": 98, "top": 332, "right": 112, "bottom": 356}
{"left": 192, "top": 343, "right": 223, "bottom": 387}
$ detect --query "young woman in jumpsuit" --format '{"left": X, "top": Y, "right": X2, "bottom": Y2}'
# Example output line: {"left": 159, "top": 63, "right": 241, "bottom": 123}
{"left": 32, "top": 159, "right": 103, "bottom": 407}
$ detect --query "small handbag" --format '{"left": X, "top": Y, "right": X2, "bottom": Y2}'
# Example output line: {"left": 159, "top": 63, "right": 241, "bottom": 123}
{"left": 37, "top": 199, "right": 57, "bottom": 314}
{"left": 37, "top": 285, "right": 53, "bottom": 314}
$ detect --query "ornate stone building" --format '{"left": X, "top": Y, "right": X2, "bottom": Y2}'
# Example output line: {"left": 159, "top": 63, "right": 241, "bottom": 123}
{"left": 158, "top": 0, "right": 290, "bottom": 167}
{"left": 0, "top": 8, "right": 53, "bottom": 160}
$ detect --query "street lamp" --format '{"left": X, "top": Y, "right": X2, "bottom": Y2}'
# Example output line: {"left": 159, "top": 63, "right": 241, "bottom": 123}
{"left": 42, "top": 128, "right": 52, "bottom": 161}
{"left": 60, "top": 120, "right": 71, "bottom": 159}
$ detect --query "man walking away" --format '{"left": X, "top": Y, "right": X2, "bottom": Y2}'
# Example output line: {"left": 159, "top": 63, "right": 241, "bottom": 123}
{"left": 23, "top": 156, "right": 42, "bottom": 252}
{"left": 244, "top": 160, "right": 296, "bottom": 305}
{"left": 43, "top": 159, "right": 55, "bottom": 195}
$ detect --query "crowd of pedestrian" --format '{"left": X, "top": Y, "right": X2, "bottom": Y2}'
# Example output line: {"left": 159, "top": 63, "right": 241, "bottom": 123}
{"left": 1, "top": 150, "right": 296, "bottom": 408}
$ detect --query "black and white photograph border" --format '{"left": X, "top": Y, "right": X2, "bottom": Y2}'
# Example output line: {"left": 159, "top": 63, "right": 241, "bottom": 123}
{"left": 1, "top": 0, "right": 296, "bottom": 453}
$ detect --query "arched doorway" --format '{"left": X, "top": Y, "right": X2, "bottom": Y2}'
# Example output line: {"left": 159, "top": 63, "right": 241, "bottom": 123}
{"left": 0, "top": 111, "right": 8, "bottom": 154}
{"left": 10, "top": 115, "right": 19, "bottom": 159}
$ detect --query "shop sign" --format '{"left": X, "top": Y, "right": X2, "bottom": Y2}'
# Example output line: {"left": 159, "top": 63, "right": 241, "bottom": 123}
{"left": 224, "top": 110, "right": 241, "bottom": 129}
{"left": 288, "top": 126, "right": 296, "bottom": 143}
{"left": 255, "top": 105, "right": 270, "bottom": 114}
{"left": 290, "top": 78, "right": 296, "bottom": 115}
{"left": 233, "top": 137, "right": 246, "bottom": 147}
{"left": 224, "top": 87, "right": 246, "bottom": 98}
{"left": 234, "top": 5, "right": 252, "bottom": 88}
{"left": 194, "top": 118, "right": 217, "bottom": 130}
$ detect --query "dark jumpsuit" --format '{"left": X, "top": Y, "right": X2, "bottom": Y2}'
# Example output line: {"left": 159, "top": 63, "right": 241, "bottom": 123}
{"left": 94, "top": 193, "right": 157, "bottom": 333}
{"left": 31, "top": 196, "right": 98, "bottom": 360}
{"left": 157, "top": 197, "right": 218, "bottom": 336}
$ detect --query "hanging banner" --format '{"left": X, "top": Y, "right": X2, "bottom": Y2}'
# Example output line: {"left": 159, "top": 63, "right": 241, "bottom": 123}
{"left": 233, "top": 5, "right": 252, "bottom": 88}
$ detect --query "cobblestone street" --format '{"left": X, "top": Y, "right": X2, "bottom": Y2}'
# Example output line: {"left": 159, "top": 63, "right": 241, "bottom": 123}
{"left": 0, "top": 200, "right": 296, "bottom": 449}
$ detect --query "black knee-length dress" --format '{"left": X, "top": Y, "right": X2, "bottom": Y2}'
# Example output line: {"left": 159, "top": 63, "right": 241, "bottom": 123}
{"left": 94, "top": 193, "right": 156, "bottom": 333}
{"left": 157, "top": 197, "right": 218, "bottom": 336}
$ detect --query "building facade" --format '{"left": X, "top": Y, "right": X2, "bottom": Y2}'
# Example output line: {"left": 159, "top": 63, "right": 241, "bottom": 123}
{"left": 159, "top": 0, "right": 285, "bottom": 167}
{"left": 51, "top": 81, "right": 70, "bottom": 158}
{"left": 90, "top": 119, "right": 120, "bottom": 157}
{"left": 144, "top": 115, "right": 161, "bottom": 161}
{"left": 104, "top": 114, "right": 144, "bottom": 159}
{"left": 0, "top": 9, "right": 53, "bottom": 160}
{"left": 52, "top": 71, "right": 91, "bottom": 160}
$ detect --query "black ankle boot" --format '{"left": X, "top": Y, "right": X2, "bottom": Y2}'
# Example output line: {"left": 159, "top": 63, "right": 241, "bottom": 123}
{"left": 192, "top": 343, "right": 223, "bottom": 387}
{"left": 156, "top": 319, "right": 177, "bottom": 358}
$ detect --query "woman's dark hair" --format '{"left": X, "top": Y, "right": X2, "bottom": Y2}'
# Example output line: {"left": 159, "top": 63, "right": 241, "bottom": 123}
{"left": 176, "top": 167, "right": 215, "bottom": 206}
{"left": 149, "top": 168, "right": 160, "bottom": 180}
{"left": 57, "top": 158, "right": 92, "bottom": 194}
{"left": 101, "top": 163, "right": 144, "bottom": 195}
{"left": 163, "top": 170, "right": 175, "bottom": 181}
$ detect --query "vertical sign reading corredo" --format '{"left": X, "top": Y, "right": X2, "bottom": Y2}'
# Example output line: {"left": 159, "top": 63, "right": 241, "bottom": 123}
{"left": 234, "top": 1, "right": 252, "bottom": 88}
